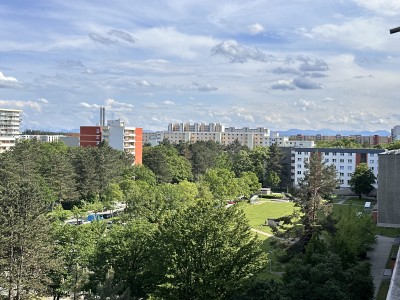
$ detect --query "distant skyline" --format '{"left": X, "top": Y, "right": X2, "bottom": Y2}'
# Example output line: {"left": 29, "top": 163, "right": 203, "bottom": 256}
{"left": 1, "top": 1, "right": 400, "bottom": 132}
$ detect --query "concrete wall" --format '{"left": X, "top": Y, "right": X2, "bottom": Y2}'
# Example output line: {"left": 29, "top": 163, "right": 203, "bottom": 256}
{"left": 377, "top": 152, "right": 400, "bottom": 228}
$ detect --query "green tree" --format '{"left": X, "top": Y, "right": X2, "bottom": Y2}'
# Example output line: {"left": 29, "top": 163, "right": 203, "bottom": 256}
{"left": 152, "top": 199, "right": 267, "bottom": 300}
{"left": 201, "top": 168, "right": 240, "bottom": 203}
{"left": 349, "top": 163, "right": 376, "bottom": 199}
{"left": 296, "top": 152, "right": 338, "bottom": 247}
{"left": 265, "top": 143, "right": 284, "bottom": 188}
{"left": 38, "top": 142, "right": 79, "bottom": 205}
{"left": 0, "top": 145, "right": 56, "bottom": 299}
{"left": 88, "top": 221, "right": 156, "bottom": 298}
{"left": 231, "top": 149, "right": 254, "bottom": 177}
{"left": 248, "top": 146, "right": 269, "bottom": 186}
{"left": 188, "top": 140, "right": 224, "bottom": 179}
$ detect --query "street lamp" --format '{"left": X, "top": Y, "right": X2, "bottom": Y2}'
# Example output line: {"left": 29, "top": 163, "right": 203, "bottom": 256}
{"left": 390, "top": 27, "right": 400, "bottom": 34}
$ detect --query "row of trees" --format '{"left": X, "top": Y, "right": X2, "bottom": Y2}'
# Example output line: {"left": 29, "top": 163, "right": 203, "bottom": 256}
{"left": 143, "top": 140, "right": 288, "bottom": 188}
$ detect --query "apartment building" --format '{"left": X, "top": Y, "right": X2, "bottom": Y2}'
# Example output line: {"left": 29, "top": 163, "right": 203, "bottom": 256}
{"left": 20, "top": 134, "right": 63, "bottom": 143}
{"left": 290, "top": 133, "right": 391, "bottom": 146}
{"left": 0, "top": 108, "right": 21, "bottom": 153}
{"left": 80, "top": 119, "right": 142, "bottom": 165}
{"left": 144, "top": 123, "right": 313, "bottom": 149}
{"left": 292, "top": 148, "right": 385, "bottom": 190}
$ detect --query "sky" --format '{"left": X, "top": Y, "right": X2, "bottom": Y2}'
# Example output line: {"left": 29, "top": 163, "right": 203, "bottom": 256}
{"left": 1, "top": 0, "right": 400, "bottom": 132}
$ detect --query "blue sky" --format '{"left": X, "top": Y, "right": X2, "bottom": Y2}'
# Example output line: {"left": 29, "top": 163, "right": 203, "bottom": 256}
{"left": 1, "top": 0, "right": 400, "bottom": 132}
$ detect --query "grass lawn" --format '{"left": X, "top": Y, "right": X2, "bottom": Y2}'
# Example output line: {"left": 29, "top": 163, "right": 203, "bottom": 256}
{"left": 241, "top": 200, "right": 297, "bottom": 234}
{"left": 376, "top": 279, "right": 391, "bottom": 300}
{"left": 377, "top": 227, "right": 400, "bottom": 237}
{"left": 343, "top": 197, "right": 376, "bottom": 206}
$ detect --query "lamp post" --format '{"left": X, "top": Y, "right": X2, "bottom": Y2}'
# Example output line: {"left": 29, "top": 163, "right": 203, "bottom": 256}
{"left": 390, "top": 27, "right": 400, "bottom": 34}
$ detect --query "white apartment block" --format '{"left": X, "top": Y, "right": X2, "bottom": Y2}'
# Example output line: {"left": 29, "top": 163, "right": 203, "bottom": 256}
{"left": 0, "top": 108, "right": 21, "bottom": 153}
{"left": 144, "top": 123, "right": 312, "bottom": 149}
{"left": 20, "top": 134, "right": 63, "bottom": 143}
{"left": 292, "top": 148, "right": 385, "bottom": 189}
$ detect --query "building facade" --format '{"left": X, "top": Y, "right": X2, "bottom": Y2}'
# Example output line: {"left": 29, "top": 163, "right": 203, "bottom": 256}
{"left": 292, "top": 148, "right": 384, "bottom": 189}
{"left": 0, "top": 108, "right": 21, "bottom": 153}
{"left": 377, "top": 150, "right": 400, "bottom": 228}
{"left": 143, "top": 123, "right": 313, "bottom": 149}
{"left": 80, "top": 120, "right": 142, "bottom": 164}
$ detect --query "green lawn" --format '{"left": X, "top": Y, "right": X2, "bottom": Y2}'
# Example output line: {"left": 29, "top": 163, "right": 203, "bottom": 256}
{"left": 241, "top": 200, "right": 297, "bottom": 234}
{"left": 343, "top": 197, "right": 376, "bottom": 206}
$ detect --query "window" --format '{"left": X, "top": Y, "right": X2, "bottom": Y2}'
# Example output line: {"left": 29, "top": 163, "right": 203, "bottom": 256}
{"left": 347, "top": 180, "right": 351, "bottom": 184}
{"left": 348, "top": 173, "right": 352, "bottom": 177}
{"left": 370, "top": 153, "right": 374, "bottom": 157}
{"left": 339, "top": 172, "right": 344, "bottom": 176}
{"left": 325, "top": 152, "right": 329, "bottom": 155}
{"left": 348, "top": 159, "right": 352, "bottom": 163}
{"left": 297, "top": 171, "right": 302, "bottom": 175}
{"left": 347, "top": 166, "right": 352, "bottom": 171}
{"left": 340, "top": 166, "right": 344, "bottom": 170}
{"left": 332, "top": 159, "right": 337, "bottom": 163}
{"left": 370, "top": 160, "right": 374, "bottom": 164}
{"left": 339, "top": 179, "right": 344, "bottom": 184}
{"left": 325, "top": 158, "right": 329, "bottom": 162}
{"left": 370, "top": 167, "right": 374, "bottom": 171}
{"left": 348, "top": 153, "right": 353, "bottom": 156}
{"left": 332, "top": 152, "right": 337, "bottom": 156}
{"left": 298, "top": 151, "right": 302, "bottom": 155}
{"left": 297, "top": 158, "right": 302, "bottom": 162}
{"left": 304, "top": 158, "right": 309, "bottom": 162}
{"left": 340, "top": 153, "right": 344, "bottom": 156}
{"left": 304, "top": 152, "right": 309, "bottom": 155}
{"left": 340, "top": 159, "right": 344, "bottom": 163}
{"left": 297, "top": 164, "right": 301, "bottom": 168}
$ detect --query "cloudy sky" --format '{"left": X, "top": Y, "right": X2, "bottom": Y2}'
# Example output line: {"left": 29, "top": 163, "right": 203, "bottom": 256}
{"left": 1, "top": 0, "right": 400, "bottom": 132}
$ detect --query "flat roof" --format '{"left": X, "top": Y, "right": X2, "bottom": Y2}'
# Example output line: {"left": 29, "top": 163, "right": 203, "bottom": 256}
{"left": 293, "top": 147, "right": 386, "bottom": 154}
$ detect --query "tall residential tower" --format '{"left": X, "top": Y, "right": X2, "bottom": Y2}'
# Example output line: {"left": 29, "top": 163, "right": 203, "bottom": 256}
{"left": 0, "top": 108, "right": 21, "bottom": 153}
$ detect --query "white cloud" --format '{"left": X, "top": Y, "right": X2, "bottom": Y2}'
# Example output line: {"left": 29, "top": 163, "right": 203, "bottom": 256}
{"left": 248, "top": 23, "right": 265, "bottom": 35}
{"left": 79, "top": 102, "right": 101, "bottom": 109}
{"left": 163, "top": 100, "right": 175, "bottom": 105}
{"left": 105, "top": 98, "right": 134, "bottom": 109}
{"left": 0, "top": 71, "right": 19, "bottom": 88}
{"left": 0, "top": 99, "right": 43, "bottom": 111}
{"left": 352, "top": 0, "right": 400, "bottom": 16}
{"left": 211, "top": 40, "right": 274, "bottom": 63}
{"left": 302, "top": 18, "right": 388, "bottom": 51}
{"left": 271, "top": 80, "right": 295, "bottom": 90}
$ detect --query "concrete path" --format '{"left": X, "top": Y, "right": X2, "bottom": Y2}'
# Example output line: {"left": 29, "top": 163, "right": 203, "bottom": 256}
{"left": 368, "top": 234, "right": 394, "bottom": 298}
{"left": 251, "top": 228, "right": 274, "bottom": 237}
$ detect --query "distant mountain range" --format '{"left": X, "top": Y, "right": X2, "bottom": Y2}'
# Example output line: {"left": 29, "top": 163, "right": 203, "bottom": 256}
{"left": 276, "top": 129, "right": 391, "bottom": 136}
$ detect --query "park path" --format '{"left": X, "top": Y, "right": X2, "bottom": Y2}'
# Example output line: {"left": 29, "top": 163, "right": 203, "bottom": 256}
{"left": 367, "top": 235, "right": 394, "bottom": 299}
{"left": 251, "top": 228, "right": 274, "bottom": 237}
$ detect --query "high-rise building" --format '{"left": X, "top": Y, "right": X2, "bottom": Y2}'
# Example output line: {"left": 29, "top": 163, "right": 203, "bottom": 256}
{"left": 0, "top": 108, "right": 21, "bottom": 153}
{"left": 79, "top": 120, "right": 142, "bottom": 165}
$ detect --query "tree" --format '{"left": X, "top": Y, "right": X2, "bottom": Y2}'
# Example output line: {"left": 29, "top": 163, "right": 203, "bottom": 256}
{"left": 0, "top": 144, "right": 56, "bottom": 299}
{"left": 248, "top": 146, "right": 269, "bottom": 186}
{"left": 88, "top": 221, "right": 156, "bottom": 299}
{"left": 296, "top": 152, "right": 338, "bottom": 247}
{"left": 188, "top": 140, "right": 224, "bottom": 179}
{"left": 349, "top": 163, "right": 376, "bottom": 199}
{"left": 200, "top": 168, "right": 241, "bottom": 203}
{"left": 152, "top": 198, "right": 267, "bottom": 299}
{"left": 265, "top": 143, "right": 284, "bottom": 188}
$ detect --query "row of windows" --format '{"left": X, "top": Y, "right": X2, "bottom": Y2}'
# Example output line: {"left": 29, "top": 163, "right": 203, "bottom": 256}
{"left": 297, "top": 152, "right": 376, "bottom": 157}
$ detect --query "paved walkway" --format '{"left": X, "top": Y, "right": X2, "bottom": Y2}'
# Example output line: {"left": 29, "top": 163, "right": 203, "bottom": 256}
{"left": 251, "top": 228, "right": 274, "bottom": 237}
{"left": 368, "top": 234, "right": 394, "bottom": 299}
